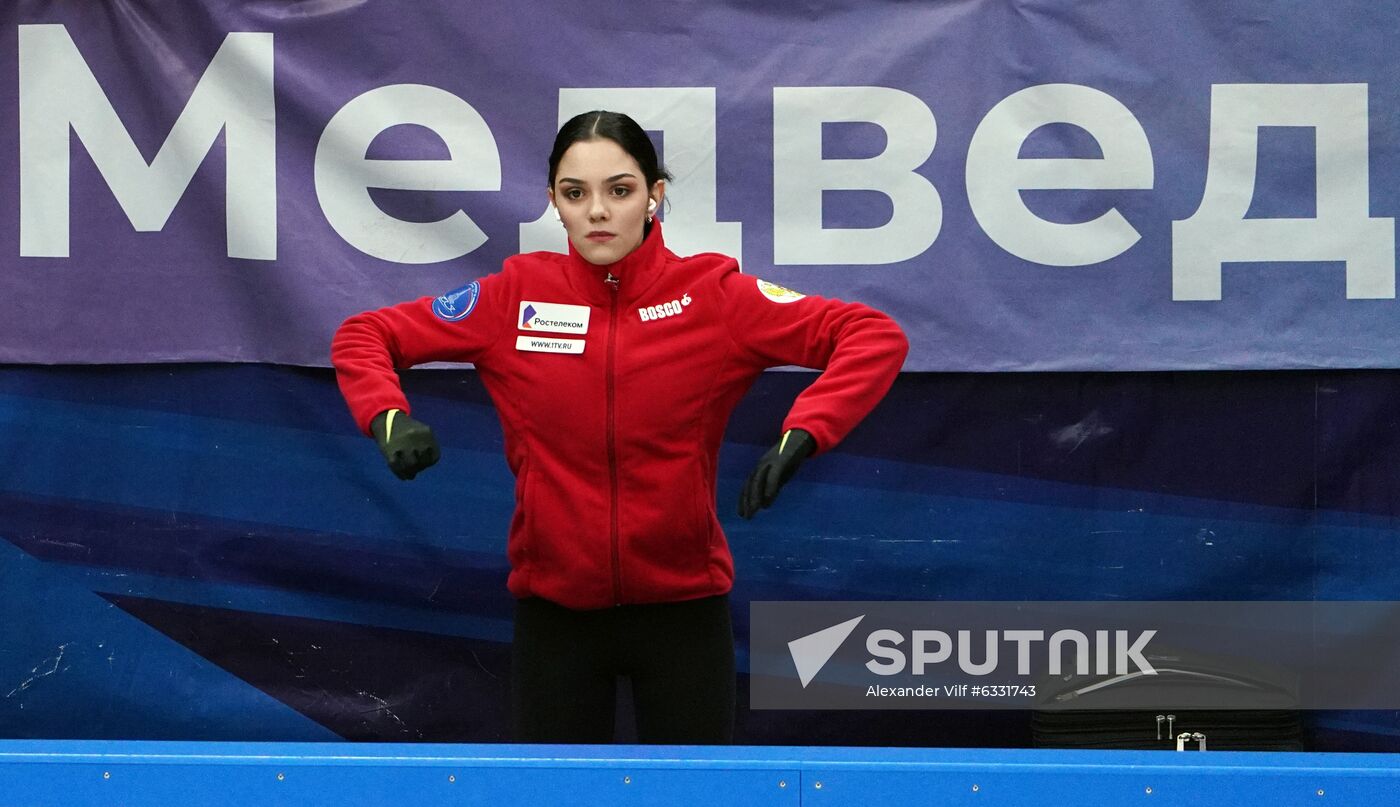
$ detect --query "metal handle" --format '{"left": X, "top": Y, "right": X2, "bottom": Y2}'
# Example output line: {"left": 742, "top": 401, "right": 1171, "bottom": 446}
{"left": 1176, "top": 731, "right": 1208, "bottom": 751}
{"left": 1155, "top": 714, "right": 1165, "bottom": 740}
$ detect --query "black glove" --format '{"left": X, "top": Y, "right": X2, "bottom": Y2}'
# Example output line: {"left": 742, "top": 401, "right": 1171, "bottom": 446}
{"left": 369, "top": 409, "right": 440, "bottom": 480}
{"left": 739, "top": 428, "right": 815, "bottom": 519}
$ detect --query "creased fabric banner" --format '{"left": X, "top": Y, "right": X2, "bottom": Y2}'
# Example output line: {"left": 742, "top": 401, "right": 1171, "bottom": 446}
{"left": 2, "top": 0, "right": 1397, "bottom": 370}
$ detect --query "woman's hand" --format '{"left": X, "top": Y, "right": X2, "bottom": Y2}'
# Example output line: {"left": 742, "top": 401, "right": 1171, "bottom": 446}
{"left": 738, "top": 428, "right": 815, "bottom": 519}
{"left": 370, "top": 409, "right": 441, "bottom": 480}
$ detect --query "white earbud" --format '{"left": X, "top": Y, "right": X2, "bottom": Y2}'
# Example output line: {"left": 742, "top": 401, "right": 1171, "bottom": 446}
{"left": 647, "top": 199, "right": 657, "bottom": 213}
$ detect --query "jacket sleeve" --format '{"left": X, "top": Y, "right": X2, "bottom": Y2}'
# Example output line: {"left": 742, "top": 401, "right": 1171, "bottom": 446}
{"left": 717, "top": 268, "right": 908, "bottom": 453}
{"left": 330, "top": 271, "right": 509, "bottom": 435}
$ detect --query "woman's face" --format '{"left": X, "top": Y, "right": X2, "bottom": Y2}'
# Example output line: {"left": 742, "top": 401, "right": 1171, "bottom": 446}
{"left": 549, "top": 138, "right": 664, "bottom": 266}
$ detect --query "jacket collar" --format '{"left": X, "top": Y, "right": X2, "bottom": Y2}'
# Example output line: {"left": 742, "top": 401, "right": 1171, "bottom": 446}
{"left": 563, "top": 221, "right": 670, "bottom": 307}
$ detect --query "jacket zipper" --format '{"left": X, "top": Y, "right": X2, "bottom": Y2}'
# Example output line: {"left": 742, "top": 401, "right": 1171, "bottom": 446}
{"left": 605, "top": 271, "right": 622, "bottom": 604}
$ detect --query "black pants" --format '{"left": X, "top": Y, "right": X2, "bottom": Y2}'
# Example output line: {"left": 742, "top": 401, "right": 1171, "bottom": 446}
{"left": 510, "top": 594, "right": 735, "bottom": 744}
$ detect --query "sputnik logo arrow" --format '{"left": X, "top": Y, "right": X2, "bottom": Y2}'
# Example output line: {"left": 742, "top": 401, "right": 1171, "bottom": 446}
{"left": 788, "top": 615, "right": 865, "bottom": 688}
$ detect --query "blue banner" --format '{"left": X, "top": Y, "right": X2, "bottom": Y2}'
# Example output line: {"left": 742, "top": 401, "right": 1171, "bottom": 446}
{"left": 5, "top": 365, "right": 1400, "bottom": 747}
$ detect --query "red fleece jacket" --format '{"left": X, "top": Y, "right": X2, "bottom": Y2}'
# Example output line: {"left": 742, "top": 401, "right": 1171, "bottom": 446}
{"left": 331, "top": 224, "right": 908, "bottom": 610}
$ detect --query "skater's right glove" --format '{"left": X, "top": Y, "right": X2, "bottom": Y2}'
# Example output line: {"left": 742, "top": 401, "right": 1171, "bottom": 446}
{"left": 738, "top": 428, "right": 815, "bottom": 519}
{"left": 370, "top": 408, "right": 440, "bottom": 481}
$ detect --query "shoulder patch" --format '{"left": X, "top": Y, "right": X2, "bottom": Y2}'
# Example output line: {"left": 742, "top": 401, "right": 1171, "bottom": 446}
{"left": 757, "top": 278, "right": 806, "bottom": 304}
{"left": 432, "top": 281, "right": 480, "bottom": 321}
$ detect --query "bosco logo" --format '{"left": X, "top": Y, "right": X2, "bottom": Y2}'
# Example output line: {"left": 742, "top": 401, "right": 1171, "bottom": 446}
{"left": 639, "top": 293, "right": 692, "bottom": 323}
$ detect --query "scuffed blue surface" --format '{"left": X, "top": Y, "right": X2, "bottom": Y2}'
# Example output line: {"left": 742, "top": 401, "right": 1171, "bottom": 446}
{"left": 3, "top": 365, "right": 1400, "bottom": 747}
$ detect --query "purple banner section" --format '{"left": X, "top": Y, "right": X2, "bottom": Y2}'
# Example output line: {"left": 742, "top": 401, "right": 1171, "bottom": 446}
{"left": 2, "top": 1, "right": 1398, "bottom": 369}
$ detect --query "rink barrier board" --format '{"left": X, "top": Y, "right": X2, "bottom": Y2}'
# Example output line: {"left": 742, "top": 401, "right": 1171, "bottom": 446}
{"left": 1, "top": 742, "right": 1398, "bottom": 805}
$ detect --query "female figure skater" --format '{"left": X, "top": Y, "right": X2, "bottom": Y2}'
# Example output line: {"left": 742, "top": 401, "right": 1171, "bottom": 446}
{"left": 332, "top": 110, "right": 907, "bottom": 743}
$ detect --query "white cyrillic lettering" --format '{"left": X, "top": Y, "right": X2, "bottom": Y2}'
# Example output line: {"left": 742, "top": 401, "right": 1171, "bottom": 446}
{"left": 520, "top": 88, "right": 741, "bottom": 261}
{"left": 19, "top": 25, "right": 275, "bottom": 258}
{"left": 773, "top": 86, "right": 939, "bottom": 265}
{"left": 1173, "top": 84, "right": 1394, "bottom": 300}
{"left": 865, "top": 629, "right": 905, "bottom": 675}
{"left": 966, "top": 84, "right": 1153, "bottom": 266}
{"left": 315, "top": 84, "right": 500, "bottom": 264}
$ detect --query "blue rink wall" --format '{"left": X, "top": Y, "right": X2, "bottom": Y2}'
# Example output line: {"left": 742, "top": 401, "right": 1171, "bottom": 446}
{"left": 3, "top": 742, "right": 1400, "bottom": 806}
{"left": 2, "top": 364, "right": 1400, "bottom": 750}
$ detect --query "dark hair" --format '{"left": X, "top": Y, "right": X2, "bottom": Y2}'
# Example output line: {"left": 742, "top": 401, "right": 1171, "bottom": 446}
{"left": 547, "top": 111, "right": 673, "bottom": 189}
